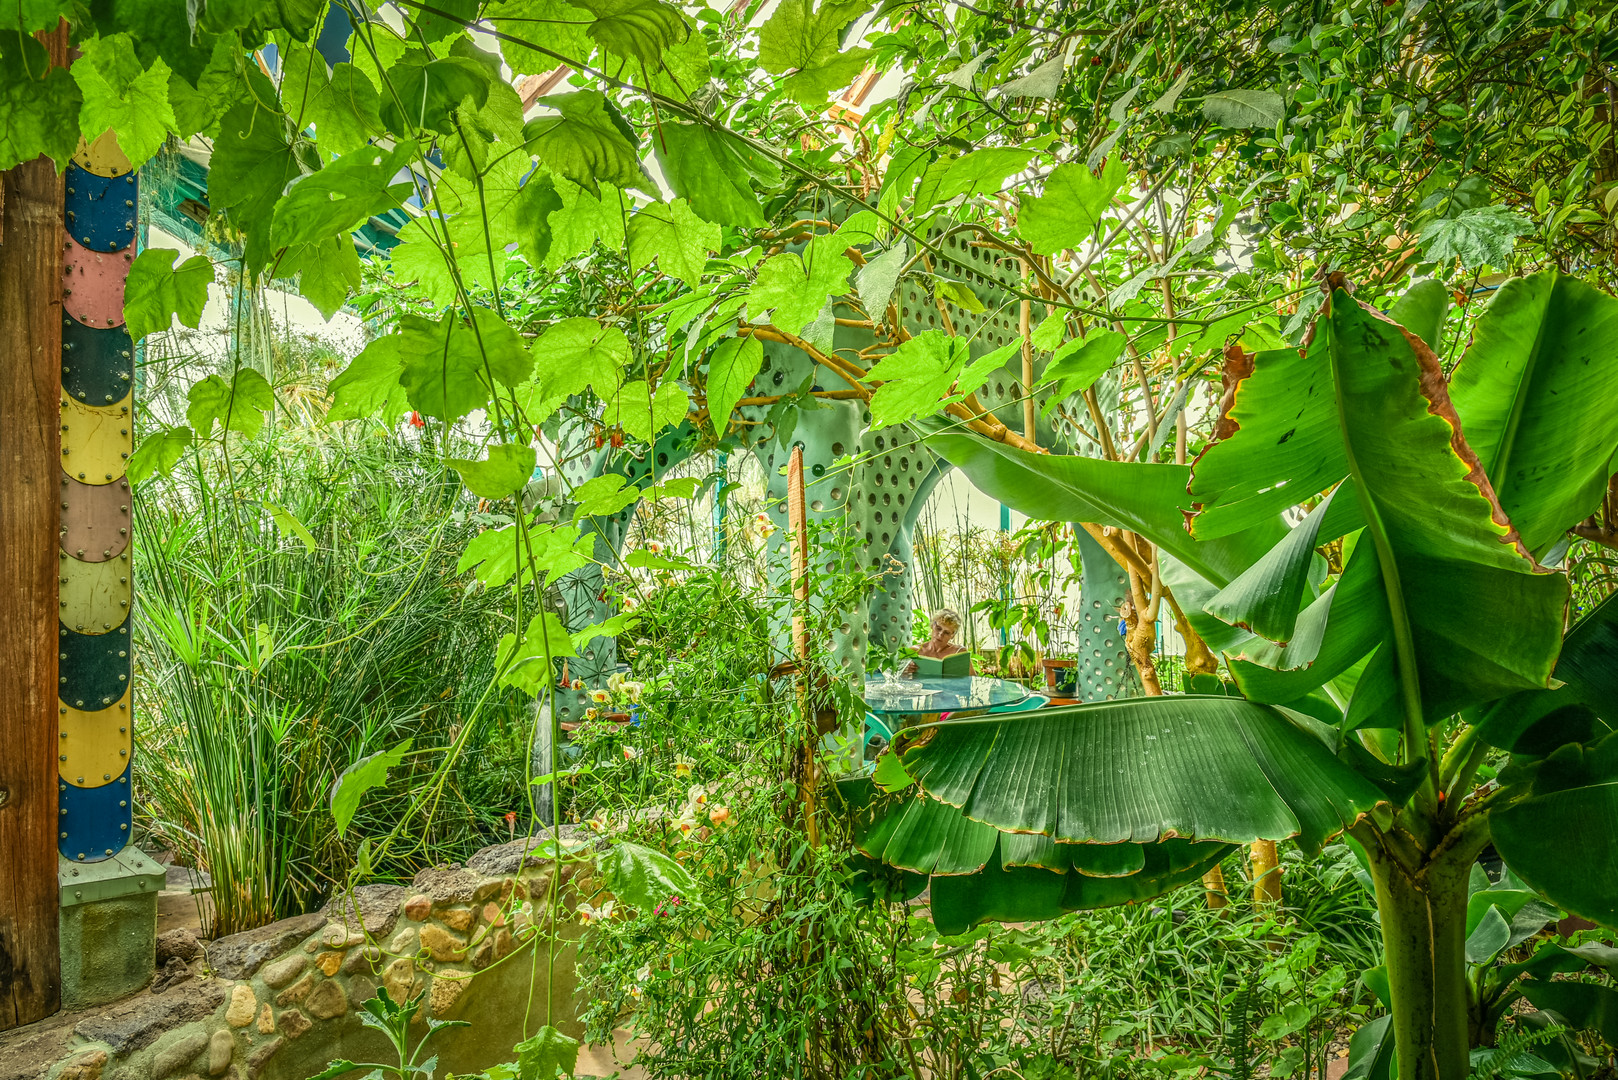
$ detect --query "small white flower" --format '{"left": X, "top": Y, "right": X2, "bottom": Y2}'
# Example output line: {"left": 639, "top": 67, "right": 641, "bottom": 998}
{"left": 577, "top": 900, "right": 616, "bottom": 925}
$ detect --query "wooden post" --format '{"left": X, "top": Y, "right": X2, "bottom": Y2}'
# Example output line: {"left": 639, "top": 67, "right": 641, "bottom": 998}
{"left": 0, "top": 20, "right": 68, "bottom": 1031}
{"left": 787, "top": 446, "right": 819, "bottom": 847}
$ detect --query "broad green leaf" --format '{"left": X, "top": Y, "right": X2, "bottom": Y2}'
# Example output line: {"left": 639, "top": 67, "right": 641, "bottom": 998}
{"left": 921, "top": 419, "right": 1285, "bottom": 587}
{"left": 523, "top": 89, "right": 646, "bottom": 196}
{"left": 1494, "top": 733, "right": 1618, "bottom": 928}
{"left": 1386, "top": 278, "right": 1451, "bottom": 353}
{"left": 327, "top": 333, "right": 410, "bottom": 424}
{"left": 1419, "top": 205, "right": 1530, "bottom": 269}
{"left": 704, "top": 335, "right": 764, "bottom": 437}
{"left": 123, "top": 249, "right": 211, "bottom": 341}
{"left": 597, "top": 840, "right": 701, "bottom": 911}
{"left": 187, "top": 368, "right": 275, "bottom": 438}
{"left": 1188, "top": 342, "right": 1347, "bottom": 540}
{"left": 268, "top": 142, "right": 412, "bottom": 250}
{"left": 927, "top": 148, "right": 1035, "bottom": 208}
{"left": 746, "top": 248, "right": 853, "bottom": 336}
{"left": 1327, "top": 294, "right": 1568, "bottom": 712}
{"left": 0, "top": 37, "right": 81, "bottom": 171}
{"left": 902, "top": 696, "right": 1387, "bottom": 852}
{"left": 514, "top": 172, "right": 564, "bottom": 268}
{"left": 385, "top": 218, "right": 458, "bottom": 307}
{"left": 513, "top": 1025, "right": 580, "bottom": 1080}
{"left": 1018, "top": 157, "right": 1127, "bottom": 256}
{"left": 210, "top": 99, "right": 305, "bottom": 273}
{"left": 1038, "top": 329, "right": 1125, "bottom": 414}
{"left": 73, "top": 33, "right": 177, "bottom": 167}
{"left": 928, "top": 838, "right": 1233, "bottom": 937}
{"left": 545, "top": 177, "right": 626, "bottom": 268}
{"left": 1201, "top": 88, "right": 1283, "bottom": 129}
{"left": 856, "top": 241, "right": 907, "bottom": 319}
{"left": 577, "top": 0, "right": 687, "bottom": 62}
{"left": 651, "top": 122, "right": 771, "bottom": 227}
{"left": 866, "top": 330, "right": 969, "bottom": 430}
{"left": 193, "top": 0, "right": 323, "bottom": 39}
{"left": 531, "top": 317, "right": 629, "bottom": 401}
{"left": 0, "top": 0, "right": 78, "bottom": 32}
{"left": 1204, "top": 488, "right": 1338, "bottom": 644}
{"left": 573, "top": 611, "right": 640, "bottom": 652}
{"left": 497, "top": 610, "right": 579, "bottom": 693}
{"left": 278, "top": 235, "right": 363, "bottom": 319}
{"left": 381, "top": 54, "right": 490, "bottom": 135}
{"left": 757, "top": 0, "right": 874, "bottom": 103}
{"left": 571, "top": 474, "right": 642, "bottom": 516}
{"left": 396, "top": 308, "right": 533, "bottom": 424}
{"left": 605, "top": 380, "right": 689, "bottom": 443}
{"left": 1519, "top": 981, "right": 1618, "bottom": 1045}
{"left": 127, "top": 424, "right": 195, "bottom": 483}
{"left": 281, "top": 48, "right": 382, "bottom": 158}
{"left": 1448, "top": 270, "right": 1618, "bottom": 554}
{"left": 331, "top": 739, "right": 412, "bottom": 836}
{"left": 489, "top": 0, "right": 596, "bottom": 75}
{"left": 442, "top": 73, "right": 525, "bottom": 180}
{"left": 627, "top": 199, "right": 719, "bottom": 287}
{"left": 995, "top": 54, "right": 1065, "bottom": 100}
{"left": 449, "top": 444, "right": 538, "bottom": 499}
{"left": 1465, "top": 904, "right": 1511, "bottom": 964}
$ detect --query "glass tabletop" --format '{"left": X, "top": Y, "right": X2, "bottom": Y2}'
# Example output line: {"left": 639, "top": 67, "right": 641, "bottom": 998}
{"left": 862, "top": 676, "right": 1031, "bottom": 719}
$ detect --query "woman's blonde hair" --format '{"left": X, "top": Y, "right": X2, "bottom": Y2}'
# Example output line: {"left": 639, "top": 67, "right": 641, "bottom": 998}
{"left": 929, "top": 608, "right": 963, "bottom": 631}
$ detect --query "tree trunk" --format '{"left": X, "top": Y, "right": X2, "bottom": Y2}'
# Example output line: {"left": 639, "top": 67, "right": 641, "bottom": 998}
{"left": 1359, "top": 822, "right": 1481, "bottom": 1080}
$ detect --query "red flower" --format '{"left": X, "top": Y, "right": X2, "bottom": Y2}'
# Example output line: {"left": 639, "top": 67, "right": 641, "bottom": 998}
{"left": 409, "top": 412, "right": 426, "bottom": 428}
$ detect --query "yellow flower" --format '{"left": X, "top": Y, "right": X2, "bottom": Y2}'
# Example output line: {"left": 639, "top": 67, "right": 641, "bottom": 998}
{"left": 673, "top": 759, "right": 693, "bottom": 779}
{"left": 590, "top": 688, "right": 612, "bottom": 703}
{"left": 687, "top": 783, "right": 708, "bottom": 806}
{"left": 584, "top": 707, "right": 599, "bottom": 720}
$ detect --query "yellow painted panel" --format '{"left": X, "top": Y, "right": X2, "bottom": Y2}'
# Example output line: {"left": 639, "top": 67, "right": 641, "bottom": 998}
{"left": 58, "top": 692, "right": 133, "bottom": 788}
{"left": 72, "top": 131, "right": 133, "bottom": 177}
{"left": 59, "top": 551, "right": 131, "bottom": 635}
{"left": 60, "top": 393, "right": 133, "bottom": 485}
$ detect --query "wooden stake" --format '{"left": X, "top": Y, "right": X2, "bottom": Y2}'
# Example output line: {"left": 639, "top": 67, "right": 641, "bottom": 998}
{"left": 0, "top": 18, "right": 68, "bottom": 1030}
{"left": 1251, "top": 839, "right": 1282, "bottom": 910}
{"left": 787, "top": 446, "right": 819, "bottom": 847}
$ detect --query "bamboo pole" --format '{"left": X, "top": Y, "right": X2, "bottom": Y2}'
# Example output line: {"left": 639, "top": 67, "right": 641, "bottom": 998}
{"left": 787, "top": 446, "right": 819, "bottom": 848}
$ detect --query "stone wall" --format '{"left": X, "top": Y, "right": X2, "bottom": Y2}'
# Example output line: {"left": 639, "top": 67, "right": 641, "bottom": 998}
{"left": 5, "top": 839, "right": 592, "bottom": 1080}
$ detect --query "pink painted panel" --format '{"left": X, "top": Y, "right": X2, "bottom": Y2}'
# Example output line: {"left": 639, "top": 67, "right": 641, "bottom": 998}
{"left": 62, "top": 235, "right": 131, "bottom": 328}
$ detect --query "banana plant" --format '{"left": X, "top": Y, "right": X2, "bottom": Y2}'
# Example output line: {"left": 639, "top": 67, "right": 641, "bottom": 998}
{"left": 856, "top": 269, "right": 1618, "bottom": 1080}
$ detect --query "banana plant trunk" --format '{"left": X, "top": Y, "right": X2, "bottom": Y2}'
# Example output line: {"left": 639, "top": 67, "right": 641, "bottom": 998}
{"left": 1356, "top": 816, "right": 1488, "bottom": 1080}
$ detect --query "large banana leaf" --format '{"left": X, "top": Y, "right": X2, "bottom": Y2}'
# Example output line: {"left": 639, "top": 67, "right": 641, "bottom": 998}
{"left": 1492, "top": 732, "right": 1618, "bottom": 928}
{"left": 1325, "top": 295, "right": 1568, "bottom": 714}
{"left": 1187, "top": 335, "right": 1349, "bottom": 541}
{"left": 918, "top": 419, "right": 1283, "bottom": 587}
{"left": 928, "top": 836, "right": 1234, "bottom": 937}
{"left": 1448, "top": 271, "right": 1618, "bottom": 555}
{"left": 898, "top": 697, "right": 1387, "bottom": 853}
{"left": 1473, "top": 589, "right": 1618, "bottom": 753}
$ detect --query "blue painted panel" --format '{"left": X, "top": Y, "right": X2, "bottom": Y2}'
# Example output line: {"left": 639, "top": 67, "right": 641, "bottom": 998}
{"left": 59, "top": 767, "right": 132, "bottom": 863}
{"left": 59, "top": 617, "right": 132, "bottom": 710}
{"left": 64, "top": 165, "right": 138, "bottom": 252}
{"left": 61, "top": 319, "right": 134, "bottom": 406}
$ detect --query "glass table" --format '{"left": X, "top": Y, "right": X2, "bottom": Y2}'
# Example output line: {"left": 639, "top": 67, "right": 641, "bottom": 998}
{"left": 862, "top": 675, "right": 1032, "bottom": 725}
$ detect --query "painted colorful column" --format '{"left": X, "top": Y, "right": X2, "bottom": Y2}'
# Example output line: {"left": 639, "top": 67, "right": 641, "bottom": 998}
{"left": 56, "top": 130, "right": 136, "bottom": 863}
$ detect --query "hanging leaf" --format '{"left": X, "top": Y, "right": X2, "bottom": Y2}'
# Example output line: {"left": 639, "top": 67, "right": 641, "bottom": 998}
{"left": 1201, "top": 88, "right": 1284, "bottom": 129}
{"left": 331, "top": 739, "right": 413, "bottom": 836}
{"left": 627, "top": 199, "right": 720, "bottom": 286}
{"left": 0, "top": 37, "right": 81, "bottom": 171}
{"left": 448, "top": 444, "right": 538, "bottom": 499}
{"left": 757, "top": 0, "right": 874, "bottom": 103}
{"left": 746, "top": 248, "right": 853, "bottom": 336}
{"left": 995, "top": 54, "right": 1065, "bottom": 100}
{"left": 704, "top": 335, "right": 764, "bottom": 437}
{"left": 123, "top": 249, "right": 212, "bottom": 341}
{"left": 598, "top": 840, "right": 701, "bottom": 912}
{"left": 496, "top": 611, "right": 579, "bottom": 693}
{"left": 187, "top": 369, "right": 276, "bottom": 439}
{"left": 73, "top": 33, "right": 177, "bottom": 167}
{"left": 395, "top": 308, "right": 533, "bottom": 424}
{"left": 577, "top": 0, "right": 688, "bottom": 63}
{"left": 1019, "top": 156, "right": 1128, "bottom": 255}
{"left": 1419, "top": 205, "right": 1530, "bottom": 268}
{"left": 650, "top": 122, "right": 772, "bottom": 228}
{"left": 866, "top": 330, "right": 970, "bottom": 430}
{"left": 127, "top": 425, "right": 195, "bottom": 483}
{"left": 523, "top": 89, "right": 647, "bottom": 195}
{"left": 530, "top": 317, "right": 629, "bottom": 402}
{"left": 268, "top": 142, "right": 414, "bottom": 250}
